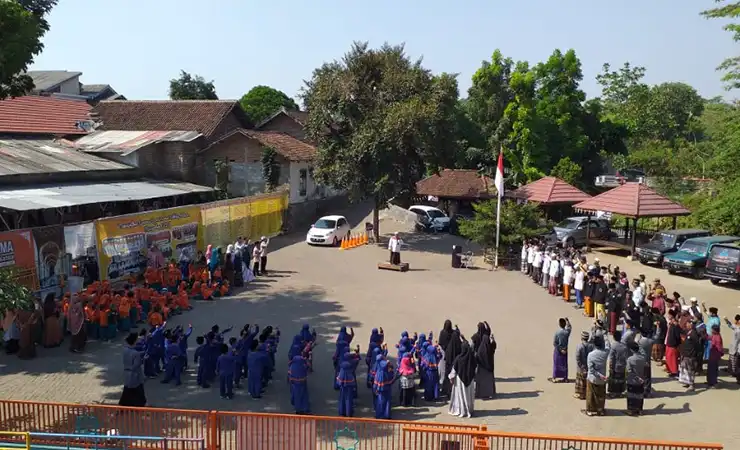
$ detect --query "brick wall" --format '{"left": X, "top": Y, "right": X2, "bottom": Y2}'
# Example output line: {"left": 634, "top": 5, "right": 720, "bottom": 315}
{"left": 258, "top": 113, "right": 306, "bottom": 141}
{"left": 209, "top": 111, "right": 245, "bottom": 143}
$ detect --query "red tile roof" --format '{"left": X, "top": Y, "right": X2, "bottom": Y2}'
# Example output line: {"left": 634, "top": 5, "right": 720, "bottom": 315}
{"left": 416, "top": 169, "right": 495, "bottom": 199}
{"left": 509, "top": 176, "right": 591, "bottom": 205}
{"left": 0, "top": 96, "right": 92, "bottom": 136}
{"left": 94, "top": 100, "right": 245, "bottom": 137}
{"left": 573, "top": 182, "right": 691, "bottom": 218}
{"left": 202, "top": 128, "right": 317, "bottom": 161}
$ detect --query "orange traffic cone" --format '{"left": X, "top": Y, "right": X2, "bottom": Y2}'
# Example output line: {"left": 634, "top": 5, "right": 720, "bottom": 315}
{"left": 351, "top": 234, "right": 357, "bottom": 247}
{"left": 340, "top": 237, "right": 347, "bottom": 249}
{"left": 363, "top": 232, "right": 368, "bottom": 245}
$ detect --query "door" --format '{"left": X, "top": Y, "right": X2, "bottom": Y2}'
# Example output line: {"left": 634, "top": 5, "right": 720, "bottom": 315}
{"left": 336, "top": 218, "right": 350, "bottom": 238}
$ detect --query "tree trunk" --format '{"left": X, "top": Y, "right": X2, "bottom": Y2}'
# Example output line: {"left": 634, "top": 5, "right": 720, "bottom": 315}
{"left": 373, "top": 196, "right": 381, "bottom": 243}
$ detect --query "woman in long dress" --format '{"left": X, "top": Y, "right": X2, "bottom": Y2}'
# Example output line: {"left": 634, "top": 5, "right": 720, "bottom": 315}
{"left": 448, "top": 341, "right": 477, "bottom": 418}
{"left": 119, "top": 333, "right": 147, "bottom": 407}
{"left": 42, "top": 293, "right": 63, "bottom": 348}
{"left": 67, "top": 297, "right": 86, "bottom": 353}
{"left": 475, "top": 326, "right": 496, "bottom": 399}
{"left": 442, "top": 328, "right": 463, "bottom": 396}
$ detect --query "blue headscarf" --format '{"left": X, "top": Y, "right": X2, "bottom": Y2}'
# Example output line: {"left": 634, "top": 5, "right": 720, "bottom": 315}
{"left": 370, "top": 348, "right": 383, "bottom": 377}
{"left": 366, "top": 342, "right": 378, "bottom": 366}
{"left": 370, "top": 328, "right": 382, "bottom": 346}
{"left": 288, "top": 335, "right": 303, "bottom": 360}
{"left": 288, "top": 355, "right": 308, "bottom": 383}
{"left": 415, "top": 333, "right": 426, "bottom": 352}
{"left": 423, "top": 344, "right": 438, "bottom": 368}
{"left": 337, "top": 326, "right": 348, "bottom": 344}
{"left": 373, "top": 358, "right": 392, "bottom": 393}
{"left": 334, "top": 339, "right": 348, "bottom": 363}
{"left": 300, "top": 324, "right": 313, "bottom": 343}
{"left": 336, "top": 352, "right": 356, "bottom": 387}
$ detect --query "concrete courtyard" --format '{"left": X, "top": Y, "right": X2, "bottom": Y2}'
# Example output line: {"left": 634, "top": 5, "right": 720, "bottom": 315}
{"left": 0, "top": 207, "right": 737, "bottom": 446}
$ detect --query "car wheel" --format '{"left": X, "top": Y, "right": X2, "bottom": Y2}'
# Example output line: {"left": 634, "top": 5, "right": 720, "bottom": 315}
{"left": 710, "top": 278, "right": 720, "bottom": 285}
{"left": 667, "top": 269, "right": 676, "bottom": 275}
{"left": 639, "top": 258, "right": 648, "bottom": 265}
{"left": 694, "top": 268, "right": 706, "bottom": 279}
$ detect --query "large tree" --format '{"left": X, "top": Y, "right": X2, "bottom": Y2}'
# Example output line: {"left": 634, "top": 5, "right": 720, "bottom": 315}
{"left": 239, "top": 85, "right": 299, "bottom": 124}
{"left": 301, "top": 42, "right": 460, "bottom": 239}
{"left": 169, "top": 70, "right": 218, "bottom": 100}
{"left": 0, "top": 0, "right": 58, "bottom": 100}
{"left": 702, "top": 1, "right": 740, "bottom": 89}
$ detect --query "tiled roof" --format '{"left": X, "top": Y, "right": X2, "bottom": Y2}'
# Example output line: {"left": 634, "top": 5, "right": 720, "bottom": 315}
{"left": 573, "top": 182, "right": 691, "bottom": 218}
{"left": 94, "top": 100, "right": 243, "bottom": 137}
{"left": 509, "top": 176, "right": 591, "bottom": 205}
{"left": 0, "top": 96, "right": 93, "bottom": 135}
{"left": 201, "top": 128, "right": 317, "bottom": 161}
{"left": 255, "top": 107, "right": 308, "bottom": 128}
{"left": 415, "top": 169, "right": 495, "bottom": 199}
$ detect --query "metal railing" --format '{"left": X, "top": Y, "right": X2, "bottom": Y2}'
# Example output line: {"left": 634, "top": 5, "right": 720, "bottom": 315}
{"left": 0, "top": 432, "right": 30, "bottom": 450}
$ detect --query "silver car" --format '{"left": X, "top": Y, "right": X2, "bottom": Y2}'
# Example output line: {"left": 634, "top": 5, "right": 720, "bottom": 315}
{"left": 545, "top": 217, "right": 611, "bottom": 247}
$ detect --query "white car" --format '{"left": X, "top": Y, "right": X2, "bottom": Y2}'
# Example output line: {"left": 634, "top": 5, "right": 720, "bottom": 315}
{"left": 409, "top": 205, "right": 450, "bottom": 232}
{"left": 306, "top": 215, "right": 351, "bottom": 246}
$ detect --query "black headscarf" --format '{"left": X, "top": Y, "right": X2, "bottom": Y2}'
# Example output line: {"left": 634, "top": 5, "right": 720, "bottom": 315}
{"left": 444, "top": 329, "right": 463, "bottom": 368}
{"left": 475, "top": 333, "right": 495, "bottom": 372}
{"left": 471, "top": 322, "right": 487, "bottom": 350}
{"left": 439, "top": 320, "right": 453, "bottom": 350}
{"left": 453, "top": 341, "right": 477, "bottom": 386}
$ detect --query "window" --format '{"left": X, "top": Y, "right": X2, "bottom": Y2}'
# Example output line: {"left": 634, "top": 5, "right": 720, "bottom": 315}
{"left": 337, "top": 218, "right": 347, "bottom": 227}
{"left": 299, "top": 168, "right": 307, "bottom": 196}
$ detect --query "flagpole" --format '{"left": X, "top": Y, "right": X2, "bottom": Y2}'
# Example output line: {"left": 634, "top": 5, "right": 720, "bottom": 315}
{"left": 494, "top": 146, "right": 502, "bottom": 270}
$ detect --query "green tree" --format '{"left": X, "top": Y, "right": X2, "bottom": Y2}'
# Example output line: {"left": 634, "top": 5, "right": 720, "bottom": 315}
{"left": 240, "top": 85, "right": 299, "bottom": 124}
{"left": 701, "top": 1, "right": 740, "bottom": 89}
{"left": 301, "top": 42, "right": 460, "bottom": 240}
{"left": 0, "top": 0, "right": 58, "bottom": 100}
{"left": 550, "top": 157, "right": 582, "bottom": 186}
{"left": 261, "top": 146, "right": 281, "bottom": 191}
{"left": 695, "top": 177, "right": 740, "bottom": 234}
{"left": 459, "top": 200, "right": 547, "bottom": 249}
{"left": 169, "top": 70, "right": 218, "bottom": 100}
{"left": 0, "top": 268, "right": 33, "bottom": 317}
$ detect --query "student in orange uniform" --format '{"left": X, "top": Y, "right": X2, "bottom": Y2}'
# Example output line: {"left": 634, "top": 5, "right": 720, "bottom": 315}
{"left": 85, "top": 303, "right": 99, "bottom": 340}
{"left": 99, "top": 306, "right": 111, "bottom": 341}
{"left": 191, "top": 281, "right": 202, "bottom": 299}
{"left": 138, "top": 285, "right": 153, "bottom": 317}
{"left": 118, "top": 294, "right": 131, "bottom": 332}
{"left": 176, "top": 289, "right": 191, "bottom": 312}
{"left": 148, "top": 306, "right": 164, "bottom": 328}
{"left": 167, "top": 263, "right": 181, "bottom": 291}
{"left": 201, "top": 282, "right": 215, "bottom": 301}
{"left": 218, "top": 280, "right": 230, "bottom": 297}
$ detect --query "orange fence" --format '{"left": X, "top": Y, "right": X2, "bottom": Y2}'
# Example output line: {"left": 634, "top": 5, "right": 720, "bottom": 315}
{"left": 0, "top": 400, "right": 724, "bottom": 450}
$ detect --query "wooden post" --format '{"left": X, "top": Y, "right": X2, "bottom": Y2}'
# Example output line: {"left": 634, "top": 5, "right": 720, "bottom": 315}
{"left": 672, "top": 216, "right": 677, "bottom": 229}
{"left": 585, "top": 213, "right": 591, "bottom": 251}
{"left": 631, "top": 218, "right": 638, "bottom": 256}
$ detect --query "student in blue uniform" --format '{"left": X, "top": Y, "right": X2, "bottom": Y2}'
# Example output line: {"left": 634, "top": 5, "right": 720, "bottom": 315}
{"left": 216, "top": 343, "right": 236, "bottom": 399}
{"left": 161, "top": 335, "right": 184, "bottom": 386}
{"left": 373, "top": 355, "right": 395, "bottom": 419}
{"left": 337, "top": 352, "right": 358, "bottom": 417}
{"left": 247, "top": 340, "right": 266, "bottom": 398}
{"left": 288, "top": 354, "right": 310, "bottom": 414}
{"left": 176, "top": 324, "right": 193, "bottom": 370}
{"left": 194, "top": 335, "right": 210, "bottom": 388}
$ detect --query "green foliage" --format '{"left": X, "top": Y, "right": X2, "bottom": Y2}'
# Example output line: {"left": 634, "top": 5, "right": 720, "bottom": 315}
{"left": 459, "top": 200, "right": 547, "bottom": 248}
{"left": 550, "top": 157, "right": 582, "bottom": 186}
{"left": 261, "top": 147, "right": 281, "bottom": 191}
{"left": 0, "top": 268, "right": 32, "bottom": 317}
{"left": 694, "top": 178, "right": 740, "bottom": 234}
{"left": 239, "top": 85, "right": 299, "bottom": 124}
{"left": 701, "top": 1, "right": 740, "bottom": 89}
{"left": 169, "top": 70, "right": 218, "bottom": 100}
{"left": 0, "top": 0, "right": 57, "bottom": 100}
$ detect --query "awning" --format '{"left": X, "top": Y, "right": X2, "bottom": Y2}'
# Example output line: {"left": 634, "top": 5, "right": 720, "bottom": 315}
{"left": 0, "top": 179, "right": 213, "bottom": 211}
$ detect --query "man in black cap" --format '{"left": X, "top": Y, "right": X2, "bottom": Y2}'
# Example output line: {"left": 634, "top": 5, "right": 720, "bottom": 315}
{"left": 592, "top": 274, "right": 608, "bottom": 323}
{"left": 574, "top": 330, "right": 593, "bottom": 399}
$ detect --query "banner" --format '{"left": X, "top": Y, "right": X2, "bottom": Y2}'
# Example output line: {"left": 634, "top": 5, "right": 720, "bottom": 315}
{"left": 201, "top": 205, "right": 231, "bottom": 248}
{"left": 0, "top": 230, "right": 35, "bottom": 270}
{"left": 95, "top": 206, "right": 201, "bottom": 281}
{"left": 64, "top": 223, "right": 97, "bottom": 259}
{"left": 33, "top": 226, "right": 70, "bottom": 293}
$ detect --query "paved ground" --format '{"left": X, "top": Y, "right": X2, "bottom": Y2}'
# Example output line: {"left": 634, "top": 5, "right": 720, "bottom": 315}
{"left": 0, "top": 204, "right": 737, "bottom": 446}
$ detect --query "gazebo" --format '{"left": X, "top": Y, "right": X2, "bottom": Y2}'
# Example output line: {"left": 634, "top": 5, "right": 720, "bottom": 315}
{"left": 415, "top": 169, "right": 495, "bottom": 216}
{"left": 508, "top": 176, "right": 591, "bottom": 220}
{"left": 572, "top": 182, "right": 691, "bottom": 255}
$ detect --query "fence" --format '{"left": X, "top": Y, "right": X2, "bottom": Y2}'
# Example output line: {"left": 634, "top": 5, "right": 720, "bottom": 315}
{"left": 0, "top": 433, "right": 29, "bottom": 450}
{"left": 0, "top": 433, "right": 204, "bottom": 450}
{"left": 0, "top": 401, "right": 723, "bottom": 450}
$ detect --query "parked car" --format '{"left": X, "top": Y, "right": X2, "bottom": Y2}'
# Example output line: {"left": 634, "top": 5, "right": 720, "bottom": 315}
{"left": 305, "top": 215, "right": 351, "bottom": 246}
{"left": 662, "top": 235, "right": 740, "bottom": 279}
{"left": 706, "top": 243, "right": 740, "bottom": 285}
{"left": 635, "top": 229, "right": 711, "bottom": 266}
{"left": 409, "top": 205, "right": 450, "bottom": 232}
{"left": 544, "top": 216, "right": 611, "bottom": 248}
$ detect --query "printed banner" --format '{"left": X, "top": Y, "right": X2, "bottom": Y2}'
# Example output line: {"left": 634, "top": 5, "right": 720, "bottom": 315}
{"left": 0, "top": 230, "right": 35, "bottom": 269}
{"left": 95, "top": 206, "right": 201, "bottom": 281}
{"left": 64, "top": 223, "right": 97, "bottom": 259}
{"left": 229, "top": 203, "right": 251, "bottom": 243}
{"left": 33, "top": 226, "right": 70, "bottom": 292}
{"left": 201, "top": 205, "right": 231, "bottom": 248}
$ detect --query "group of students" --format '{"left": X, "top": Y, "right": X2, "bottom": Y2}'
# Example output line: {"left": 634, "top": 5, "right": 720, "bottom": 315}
{"left": 527, "top": 240, "right": 740, "bottom": 417}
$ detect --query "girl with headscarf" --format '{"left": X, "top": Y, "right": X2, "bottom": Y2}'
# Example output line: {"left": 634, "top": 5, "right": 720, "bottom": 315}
{"left": 373, "top": 354, "right": 395, "bottom": 419}
{"left": 439, "top": 320, "right": 453, "bottom": 351}
{"left": 369, "top": 327, "right": 384, "bottom": 347}
{"left": 475, "top": 326, "right": 496, "bottom": 399}
{"left": 288, "top": 354, "right": 310, "bottom": 414}
{"left": 442, "top": 328, "right": 463, "bottom": 396}
{"left": 247, "top": 340, "right": 266, "bottom": 398}
{"left": 333, "top": 339, "right": 349, "bottom": 390}
{"left": 208, "top": 247, "right": 221, "bottom": 279}
{"left": 448, "top": 341, "right": 477, "bottom": 418}
{"left": 67, "top": 297, "right": 86, "bottom": 353}
{"left": 337, "top": 326, "right": 354, "bottom": 346}
{"left": 422, "top": 344, "right": 441, "bottom": 401}
{"left": 398, "top": 353, "right": 417, "bottom": 407}
{"left": 222, "top": 249, "right": 235, "bottom": 288}
{"left": 368, "top": 346, "right": 384, "bottom": 390}
{"left": 337, "top": 352, "right": 358, "bottom": 416}
{"left": 288, "top": 335, "right": 304, "bottom": 361}
{"left": 42, "top": 293, "right": 63, "bottom": 348}
{"left": 366, "top": 343, "right": 379, "bottom": 388}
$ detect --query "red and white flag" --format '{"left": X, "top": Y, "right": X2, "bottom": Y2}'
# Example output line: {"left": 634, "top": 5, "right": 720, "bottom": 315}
{"left": 494, "top": 151, "right": 504, "bottom": 197}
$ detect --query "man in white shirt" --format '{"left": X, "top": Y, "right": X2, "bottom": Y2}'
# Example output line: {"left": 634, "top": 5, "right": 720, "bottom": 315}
{"left": 259, "top": 236, "right": 269, "bottom": 274}
{"left": 521, "top": 243, "right": 528, "bottom": 273}
{"left": 563, "top": 260, "right": 574, "bottom": 301}
{"left": 527, "top": 245, "right": 535, "bottom": 276}
{"left": 549, "top": 254, "right": 560, "bottom": 296}
{"left": 388, "top": 232, "right": 403, "bottom": 265}
{"left": 533, "top": 248, "right": 543, "bottom": 283}
{"left": 542, "top": 253, "right": 551, "bottom": 289}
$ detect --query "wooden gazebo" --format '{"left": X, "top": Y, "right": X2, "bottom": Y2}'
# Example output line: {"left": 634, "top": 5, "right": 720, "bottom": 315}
{"left": 572, "top": 182, "right": 691, "bottom": 255}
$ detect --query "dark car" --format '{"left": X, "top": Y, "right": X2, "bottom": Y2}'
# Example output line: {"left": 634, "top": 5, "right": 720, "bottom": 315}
{"left": 662, "top": 235, "right": 740, "bottom": 279}
{"left": 635, "top": 229, "right": 712, "bottom": 266}
{"left": 706, "top": 244, "right": 740, "bottom": 285}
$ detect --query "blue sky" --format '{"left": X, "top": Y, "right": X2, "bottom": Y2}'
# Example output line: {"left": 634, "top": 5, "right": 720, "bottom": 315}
{"left": 31, "top": 0, "right": 736, "bottom": 104}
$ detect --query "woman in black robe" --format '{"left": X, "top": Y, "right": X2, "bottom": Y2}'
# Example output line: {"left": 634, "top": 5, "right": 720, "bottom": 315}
{"left": 475, "top": 327, "right": 496, "bottom": 399}
{"left": 442, "top": 328, "right": 463, "bottom": 396}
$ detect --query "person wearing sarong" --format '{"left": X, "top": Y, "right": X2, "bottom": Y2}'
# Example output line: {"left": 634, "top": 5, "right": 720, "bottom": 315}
{"left": 16, "top": 310, "right": 37, "bottom": 360}
{"left": 337, "top": 353, "right": 356, "bottom": 416}
{"left": 67, "top": 297, "right": 86, "bottom": 353}
{"left": 574, "top": 331, "right": 592, "bottom": 400}
{"left": 605, "top": 284, "right": 622, "bottom": 335}
{"left": 474, "top": 329, "right": 496, "bottom": 399}
{"left": 289, "top": 354, "right": 310, "bottom": 414}
{"left": 398, "top": 353, "right": 417, "bottom": 407}
{"left": 42, "top": 293, "right": 63, "bottom": 348}
{"left": 651, "top": 309, "right": 667, "bottom": 366}
{"left": 583, "top": 334, "right": 609, "bottom": 417}
{"left": 549, "top": 318, "right": 571, "bottom": 383}
{"left": 679, "top": 321, "right": 701, "bottom": 391}
{"left": 702, "top": 304, "right": 721, "bottom": 361}
{"left": 373, "top": 355, "right": 394, "bottom": 419}
{"left": 562, "top": 259, "right": 573, "bottom": 302}
{"left": 119, "top": 333, "right": 147, "bottom": 407}
{"left": 592, "top": 275, "right": 607, "bottom": 322}
{"left": 625, "top": 341, "right": 646, "bottom": 416}
{"left": 422, "top": 344, "right": 440, "bottom": 401}
{"left": 665, "top": 312, "right": 681, "bottom": 377}
{"left": 706, "top": 325, "right": 723, "bottom": 388}
{"left": 443, "top": 328, "right": 463, "bottom": 395}
{"left": 247, "top": 340, "right": 266, "bottom": 398}
{"left": 448, "top": 341, "right": 476, "bottom": 418}
{"left": 637, "top": 332, "right": 655, "bottom": 397}
{"left": 724, "top": 315, "right": 740, "bottom": 384}
{"left": 607, "top": 330, "right": 629, "bottom": 398}
{"left": 583, "top": 274, "right": 595, "bottom": 318}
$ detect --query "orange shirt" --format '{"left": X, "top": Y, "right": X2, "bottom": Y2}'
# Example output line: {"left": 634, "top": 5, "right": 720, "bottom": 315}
{"left": 119, "top": 299, "right": 130, "bottom": 316}
{"left": 99, "top": 310, "right": 109, "bottom": 327}
{"left": 84, "top": 306, "right": 96, "bottom": 322}
{"left": 148, "top": 312, "right": 163, "bottom": 326}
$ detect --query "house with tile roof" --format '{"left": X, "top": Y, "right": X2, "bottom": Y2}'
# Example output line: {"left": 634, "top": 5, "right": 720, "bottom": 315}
{"left": 0, "top": 95, "right": 94, "bottom": 137}
{"left": 255, "top": 107, "right": 309, "bottom": 142}
{"left": 26, "top": 70, "right": 124, "bottom": 104}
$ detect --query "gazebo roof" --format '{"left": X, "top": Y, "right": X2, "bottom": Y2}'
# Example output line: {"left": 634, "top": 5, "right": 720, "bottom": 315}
{"left": 415, "top": 169, "right": 495, "bottom": 199}
{"left": 573, "top": 182, "right": 691, "bottom": 218}
{"left": 509, "top": 176, "right": 591, "bottom": 205}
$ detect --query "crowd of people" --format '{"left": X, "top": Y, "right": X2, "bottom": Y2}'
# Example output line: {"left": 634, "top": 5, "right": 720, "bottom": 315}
{"left": 521, "top": 239, "right": 738, "bottom": 417}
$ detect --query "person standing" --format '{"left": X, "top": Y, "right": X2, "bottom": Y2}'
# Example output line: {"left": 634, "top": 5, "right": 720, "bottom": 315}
{"left": 706, "top": 325, "right": 723, "bottom": 388}
{"left": 724, "top": 314, "right": 740, "bottom": 384}
{"left": 549, "top": 318, "right": 572, "bottom": 383}
{"left": 637, "top": 330, "right": 656, "bottom": 397}
{"left": 562, "top": 259, "right": 574, "bottom": 302}
{"left": 448, "top": 342, "right": 477, "bottom": 418}
{"left": 679, "top": 321, "right": 701, "bottom": 391}
{"left": 583, "top": 334, "right": 610, "bottom": 417}
{"left": 664, "top": 311, "right": 682, "bottom": 377}
{"left": 290, "top": 354, "right": 311, "bottom": 414}
{"left": 119, "top": 332, "right": 147, "bottom": 407}
{"left": 583, "top": 273, "right": 595, "bottom": 318}
{"left": 625, "top": 341, "right": 647, "bottom": 416}
{"left": 259, "top": 237, "right": 269, "bottom": 275}
{"left": 574, "top": 331, "right": 592, "bottom": 400}
{"left": 526, "top": 244, "right": 535, "bottom": 277}
{"left": 607, "top": 330, "right": 629, "bottom": 398}
{"left": 548, "top": 254, "right": 560, "bottom": 296}
{"left": 606, "top": 283, "right": 622, "bottom": 335}
{"left": 474, "top": 328, "right": 496, "bottom": 399}
{"left": 520, "top": 242, "right": 528, "bottom": 273}
{"left": 532, "top": 247, "right": 543, "bottom": 284}
{"left": 251, "top": 243, "right": 261, "bottom": 277}
{"left": 541, "top": 252, "right": 551, "bottom": 289}
{"left": 573, "top": 263, "right": 585, "bottom": 309}
{"left": 67, "top": 297, "right": 86, "bottom": 353}
{"left": 592, "top": 275, "right": 608, "bottom": 322}
{"left": 388, "top": 232, "right": 403, "bottom": 265}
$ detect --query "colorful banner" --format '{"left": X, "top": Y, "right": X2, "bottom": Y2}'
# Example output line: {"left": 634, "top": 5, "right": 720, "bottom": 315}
{"left": 64, "top": 223, "right": 96, "bottom": 259}
{"left": 33, "top": 226, "right": 70, "bottom": 293}
{"left": 95, "top": 206, "right": 201, "bottom": 281}
{"left": 0, "top": 230, "right": 35, "bottom": 269}
{"left": 201, "top": 205, "right": 231, "bottom": 248}
{"left": 200, "top": 191, "right": 288, "bottom": 248}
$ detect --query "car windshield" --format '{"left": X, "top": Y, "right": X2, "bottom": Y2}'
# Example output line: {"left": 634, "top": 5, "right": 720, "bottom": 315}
{"left": 427, "top": 209, "right": 446, "bottom": 219}
{"left": 555, "top": 219, "right": 580, "bottom": 230}
{"left": 678, "top": 241, "right": 707, "bottom": 256}
{"left": 649, "top": 233, "right": 676, "bottom": 248}
{"left": 710, "top": 246, "right": 740, "bottom": 263}
{"left": 314, "top": 219, "right": 336, "bottom": 229}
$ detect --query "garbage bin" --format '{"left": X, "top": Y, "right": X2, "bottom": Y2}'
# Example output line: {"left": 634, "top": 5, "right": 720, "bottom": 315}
{"left": 451, "top": 245, "right": 462, "bottom": 268}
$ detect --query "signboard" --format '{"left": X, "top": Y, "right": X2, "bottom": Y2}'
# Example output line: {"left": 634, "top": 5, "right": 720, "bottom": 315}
{"left": 0, "top": 230, "right": 35, "bottom": 269}
{"left": 95, "top": 206, "right": 201, "bottom": 281}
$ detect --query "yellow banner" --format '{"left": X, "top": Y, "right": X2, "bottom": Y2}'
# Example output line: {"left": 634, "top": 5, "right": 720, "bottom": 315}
{"left": 202, "top": 205, "right": 231, "bottom": 248}
{"left": 95, "top": 206, "right": 201, "bottom": 281}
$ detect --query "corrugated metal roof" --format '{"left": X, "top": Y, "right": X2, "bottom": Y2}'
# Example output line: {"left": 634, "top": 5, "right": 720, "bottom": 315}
{"left": 0, "top": 139, "right": 132, "bottom": 176}
{"left": 26, "top": 71, "right": 82, "bottom": 92}
{"left": 73, "top": 130, "right": 203, "bottom": 155}
{"left": 0, "top": 179, "right": 213, "bottom": 211}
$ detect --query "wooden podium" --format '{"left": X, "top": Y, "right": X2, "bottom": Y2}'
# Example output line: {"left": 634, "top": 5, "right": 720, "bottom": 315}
{"left": 377, "top": 262, "right": 409, "bottom": 272}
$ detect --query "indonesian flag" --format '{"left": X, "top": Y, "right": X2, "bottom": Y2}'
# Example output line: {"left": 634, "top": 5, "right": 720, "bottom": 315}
{"left": 494, "top": 151, "right": 504, "bottom": 197}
